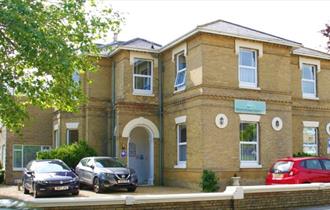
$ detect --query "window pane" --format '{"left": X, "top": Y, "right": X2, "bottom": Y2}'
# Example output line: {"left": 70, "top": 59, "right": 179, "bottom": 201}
{"left": 23, "top": 146, "right": 41, "bottom": 167}
{"left": 13, "top": 150, "right": 22, "bottom": 168}
{"left": 240, "top": 50, "right": 256, "bottom": 67}
{"left": 240, "top": 144, "right": 257, "bottom": 161}
{"left": 303, "top": 127, "right": 317, "bottom": 155}
{"left": 134, "top": 59, "right": 151, "bottom": 75}
{"left": 240, "top": 67, "right": 255, "bottom": 84}
{"left": 302, "top": 65, "right": 314, "bottom": 80}
{"left": 68, "top": 130, "right": 79, "bottom": 144}
{"left": 305, "top": 159, "right": 322, "bottom": 170}
{"left": 240, "top": 123, "right": 257, "bottom": 142}
{"left": 179, "top": 125, "right": 187, "bottom": 143}
{"left": 134, "top": 76, "right": 151, "bottom": 90}
{"left": 302, "top": 81, "right": 315, "bottom": 95}
{"left": 322, "top": 160, "right": 330, "bottom": 170}
{"left": 177, "top": 54, "right": 186, "bottom": 70}
{"left": 179, "top": 145, "right": 186, "bottom": 161}
{"left": 175, "top": 70, "right": 186, "bottom": 87}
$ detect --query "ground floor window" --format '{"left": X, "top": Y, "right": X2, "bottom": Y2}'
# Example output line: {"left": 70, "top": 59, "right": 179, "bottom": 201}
{"left": 240, "top": 122, "right": 259, "bottom": 164}
{"left": 177, "top": 124, "right": 187, "bottom": 167}
{"left": 303, "top": 127, "right": 318, "bottom": 155}
{"left": 66, "top": 129, "right": 78, "bottom": 145}
{"left": 13, "top": 144, "right": 51, "bottom": 170}
{"left": 54, "top": 129, "right": 60, "bottom": 148}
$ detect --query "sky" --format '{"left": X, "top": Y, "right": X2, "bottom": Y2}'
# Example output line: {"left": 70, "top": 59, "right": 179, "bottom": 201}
{"left": 106, "top": 0, "right": 330, "bottom": 52}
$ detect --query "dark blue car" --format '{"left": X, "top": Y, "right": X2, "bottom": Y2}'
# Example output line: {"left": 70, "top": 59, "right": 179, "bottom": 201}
{"left": 22, "top": 159, "right": 79, "bottom": 198}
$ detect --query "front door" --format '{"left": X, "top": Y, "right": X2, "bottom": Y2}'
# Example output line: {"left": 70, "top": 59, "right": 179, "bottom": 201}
{"left": 128, "top": 127, "right": 150, "bottom": 185}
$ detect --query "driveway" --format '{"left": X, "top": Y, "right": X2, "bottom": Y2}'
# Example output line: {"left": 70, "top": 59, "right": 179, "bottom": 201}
{"left": 0, "top": 184, "right": 198, "bottom": 201}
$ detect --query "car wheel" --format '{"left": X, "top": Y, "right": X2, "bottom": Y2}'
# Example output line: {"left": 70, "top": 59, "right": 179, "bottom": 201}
{"left": 93, "top": 177, "right": 103, "bottom": 193}
{"left": 72, "top": 190, "right": 79, "bottom": 196}
{"left": 23, "top": 181, "right": 29, "bottom": 194}
{"left": 33, "top": 184, "right": 39, "bottom": 198}
{"left": 127, "top": 186, "right": 136, "bottom": 192}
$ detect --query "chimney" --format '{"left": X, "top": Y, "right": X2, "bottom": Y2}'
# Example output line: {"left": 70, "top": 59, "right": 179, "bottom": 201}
{"left": 113, "top": 33, "right": 118, "bottom": 42}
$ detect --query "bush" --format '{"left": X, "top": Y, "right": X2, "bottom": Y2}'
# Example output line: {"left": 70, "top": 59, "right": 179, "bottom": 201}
{"left": 200, "top": 169, "right": 219, "bottom": 192}
{"left": 37, "top": 141, "right": 97, "bottom": 168}
{"left": 293, "top": 152, "right": 313, "bottom": 157}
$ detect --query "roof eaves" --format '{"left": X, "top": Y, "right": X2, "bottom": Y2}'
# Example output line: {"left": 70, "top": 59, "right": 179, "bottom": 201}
{"left": 160, "top": 28, "right": 199, "bottom": 52}
{"left": 198, "top": 28, "right": 302, "bottom": 48}
{"left": 108, "top": 46, "right": 159, "bottom": 57}
{"left": 292, "top": 51, "right": 330, "bottom": 60}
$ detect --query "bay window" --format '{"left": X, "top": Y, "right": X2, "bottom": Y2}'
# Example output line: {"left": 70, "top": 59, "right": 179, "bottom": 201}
{"left": 13, "top": 145, "right": 51, "bottom": 170}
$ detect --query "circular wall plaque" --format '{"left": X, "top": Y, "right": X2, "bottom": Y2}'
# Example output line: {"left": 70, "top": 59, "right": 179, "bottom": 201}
{"left": 272, "top": 117, "right": 283, "bottom": 131}
{"left": 326, "top": 123, "right": 330, "bottom": 135}
{"left": 215, "top": 114, "right": 228, "bottom": 128}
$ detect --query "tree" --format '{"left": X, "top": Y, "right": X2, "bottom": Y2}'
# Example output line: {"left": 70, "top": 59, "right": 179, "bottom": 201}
{"left": 321, "top": 24, "right": 330, "bottom": 50}
{"left": 0, "top": 0, "right": 123, "bottom": 132}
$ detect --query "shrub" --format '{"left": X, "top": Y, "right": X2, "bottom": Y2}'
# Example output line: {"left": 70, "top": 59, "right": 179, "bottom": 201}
{"left": 200, "top": 169, "right": 219, "bottom": 192}
{"left": 293, "top": 152, "right": 313, "bottom": 157}
{"left": 37, "top": 141, "right": 97, "bottom": 168}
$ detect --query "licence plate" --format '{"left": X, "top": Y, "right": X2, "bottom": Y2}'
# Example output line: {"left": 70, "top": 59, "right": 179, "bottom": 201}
{"left": 54, "top": 186, "right": 69, "bottom": 191}
{"left": 272, "top": 173, "right": 284, "bottom": 179}
{"left": 117, "top": 179, "right": 129, "bottom": 184}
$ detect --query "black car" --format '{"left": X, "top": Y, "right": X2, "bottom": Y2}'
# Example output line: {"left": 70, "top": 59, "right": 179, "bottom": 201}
{"left": 75, "top": 157, "right": 138, "bottom": 193}
{"left": 22, "top": 159, "right": 79, "bottom": 198}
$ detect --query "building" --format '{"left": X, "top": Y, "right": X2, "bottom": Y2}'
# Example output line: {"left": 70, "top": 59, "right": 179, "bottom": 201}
{"left": 1, "top": 20, "right": 330, "bottom": 189}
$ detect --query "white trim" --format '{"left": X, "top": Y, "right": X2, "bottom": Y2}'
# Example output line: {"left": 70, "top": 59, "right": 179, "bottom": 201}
{"left": 326, "top": 123, "right": 330, "bottom": 135}
{"left": 130, "top": 51, "right": 158, "bottom": 66}
{"left": 239, "top": 114, "right": 260, "bottom": 122}
{"left": 122, "top": 117, "right": 159, "bottom": 138}
{"left": 238, "top": 85, "right": 261, "bottom": 90}
{"left": 53, "top": 123, "right": 59, "bottom": 130}
{"left": 235, "top": 40, "right": 263, "bottom": 58}
{"left": 172, "top": 42, "right": 187, "bottom": 62}
{"left": 175, "top": 116, "right": 187, "bottom": 124}
{"left": 299, "top": 57, "right": 321, "bottom": 72}
{"left": 66, "top": 122, "right": 79, "bottom": 129}
{"left": 240, "top": 163, "right": 262, "bottom": 168}
{"left": 174, "top": 162, "right": 186, "bottom": 169}
{"left": 272, "top": 117, "right": 283, "bottom": 131}
{"left": 215, "top": 114, "right": 228, "bottom": 128}
{"left": 303, "top": 121, "right": 319, "bottom": 128}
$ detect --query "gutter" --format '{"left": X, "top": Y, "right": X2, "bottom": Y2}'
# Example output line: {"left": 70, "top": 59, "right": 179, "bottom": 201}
{"left": 111, "top": 62, "right": 116, "bottom": 157}
{"left": 158, "top": 56, "right": 164, "bottom": 185}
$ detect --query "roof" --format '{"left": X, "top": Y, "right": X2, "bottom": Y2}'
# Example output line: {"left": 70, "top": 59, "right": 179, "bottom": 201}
{"left": 161, "top": 19, "right": 302, "bottom": 52}
{"left": 101, "top": 38, "right": 162, "bottom": 56}
{"left": 293, "top": 47, "right": 330, "bottom": 60}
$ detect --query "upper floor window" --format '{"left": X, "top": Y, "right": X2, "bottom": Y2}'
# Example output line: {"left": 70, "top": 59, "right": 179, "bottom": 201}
{"left": 301, "top": 64, "right": 317, "bottom": 98}
{"left": 174, "top": 52, "right": 186, "bottom": 91}
{"left": 133, "top": 58, "right": 153, "bottom": 95}
{"left": 239, "top": 48, "right": 257, "bottom": 88}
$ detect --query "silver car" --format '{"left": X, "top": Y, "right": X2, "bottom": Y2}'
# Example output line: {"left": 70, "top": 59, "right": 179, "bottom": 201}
{"left": 75, "top": 157, "right": 138, "bottom": 193}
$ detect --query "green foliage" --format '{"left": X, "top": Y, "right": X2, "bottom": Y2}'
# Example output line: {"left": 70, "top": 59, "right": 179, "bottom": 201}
{"left": 0, "top": 0, "right": 124, "bottom": 132}
{"left": 37, "top": 141, "right": 97, "bottom": 168}
{"left": 200, "top": 169, "right": 219, "bottom": 192}
{"left": 293, "top": 152, "right": 313, "bottom": 157}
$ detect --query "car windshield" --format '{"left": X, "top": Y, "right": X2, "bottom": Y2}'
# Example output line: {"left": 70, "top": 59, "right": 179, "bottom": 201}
{"left": 33, "top": 161, "right": 71, "bottom": 173}
{"left": 94, "top": 158, "right": 124, "bottom": 168}
{"left": 271, "top": 161, "right": 294, "bottom": 173}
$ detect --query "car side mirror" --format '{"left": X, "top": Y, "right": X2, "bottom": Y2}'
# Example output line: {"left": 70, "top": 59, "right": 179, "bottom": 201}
{"left": 90, "top": 165, "right": 95, "bottom": 169}
{"left": 26, "top": 171, "right": 34, "bottom": 176}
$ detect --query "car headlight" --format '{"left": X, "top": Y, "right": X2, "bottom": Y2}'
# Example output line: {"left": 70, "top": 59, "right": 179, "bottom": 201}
{"left": 102, "top": 173, "right": 115, "bottom": 179}
{"left": 36, "top": 180, "right": 49, "bottom": 184}
{"left": 70, "top": 177, "right": 79, "bottom": 183}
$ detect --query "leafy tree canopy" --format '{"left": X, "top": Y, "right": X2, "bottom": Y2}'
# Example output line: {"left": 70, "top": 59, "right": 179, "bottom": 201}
{"left": 0, "top": 0, "right": 123, "bottom": 132}
{"left": 321, "top": 24, "right": 330, "bottom": 50}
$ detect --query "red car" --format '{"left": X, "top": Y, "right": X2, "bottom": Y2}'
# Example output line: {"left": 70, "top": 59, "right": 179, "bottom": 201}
{"left": 266, "top": 157, "right": 330, "bottom": 185}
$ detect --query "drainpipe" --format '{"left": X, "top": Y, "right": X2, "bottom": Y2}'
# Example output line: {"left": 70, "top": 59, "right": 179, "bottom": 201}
{"left": 158, "top": 57, "right": 164, "bottom": 185}
{"left": 111, "top": 62, "right": 116, "bottom": 157}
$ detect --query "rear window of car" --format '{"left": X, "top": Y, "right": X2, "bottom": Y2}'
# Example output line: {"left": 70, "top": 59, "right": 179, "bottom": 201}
{"left": 271, "top": 161, "right": 293, "bottom": 173}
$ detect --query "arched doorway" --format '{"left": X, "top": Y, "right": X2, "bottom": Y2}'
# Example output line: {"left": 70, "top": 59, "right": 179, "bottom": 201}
{"left": 122, "top": 117, "right": 159, "bottom": 186}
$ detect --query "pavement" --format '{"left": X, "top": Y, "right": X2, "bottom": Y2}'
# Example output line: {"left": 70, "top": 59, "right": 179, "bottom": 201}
{"left": 294, "top": 206, "right": 330, "bottom": 210}
{"left": 0, "top": 184, "right": 197, "bottom": 201}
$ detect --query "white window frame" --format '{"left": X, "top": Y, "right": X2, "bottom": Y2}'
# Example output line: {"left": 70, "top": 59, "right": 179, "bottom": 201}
{"left": 303, "top": 127, "right": 319, "bottom": 156}
{"left": 238, "top": 48, "right": 258, "bottom": 88}
{"left": 174, "top": 115, "right": 187, "bottom": 168}
{"left": 133, "top": 58, "right": 153, "bottom": 96}
{"left": 13, "top": 144, "right": 51, "bottom": 171}
{"left": 301, "top": 64, "right": 317, "bottom": 99}
{"left": 54, "top": 129, "right": 60, "bottom": 148}
{"left": 174, "top": 52, "right": 187, "bottom": 92}
{"left": 239, "top": 121, "right": 262, "bottom": 168}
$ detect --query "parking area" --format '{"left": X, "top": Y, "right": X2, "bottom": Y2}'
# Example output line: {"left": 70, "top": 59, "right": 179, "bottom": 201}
{"left": 0, "top": 184, "right": 198, "bottom": 201}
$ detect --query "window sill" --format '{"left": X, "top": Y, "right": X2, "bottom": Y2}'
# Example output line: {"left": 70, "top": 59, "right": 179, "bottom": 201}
{"left": 240, "top": 163, "right": 262, "bottom": 169}
{"left": 133, "top": 92, "right": 154, "bottom": 97}
{"left": 302, "top": 96, "right": 319, "bottom": 101}
{"left": 174, "top": 86, "right": 186, "bottom": 94}
{"left": 239, "top": 85, "right": 261, "bottom": 90}
{"left": 174, "top": 163, "right": 186, "bottom": 169}
{"left": 13, "top": 168, "right": 23, "bottom": 171}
